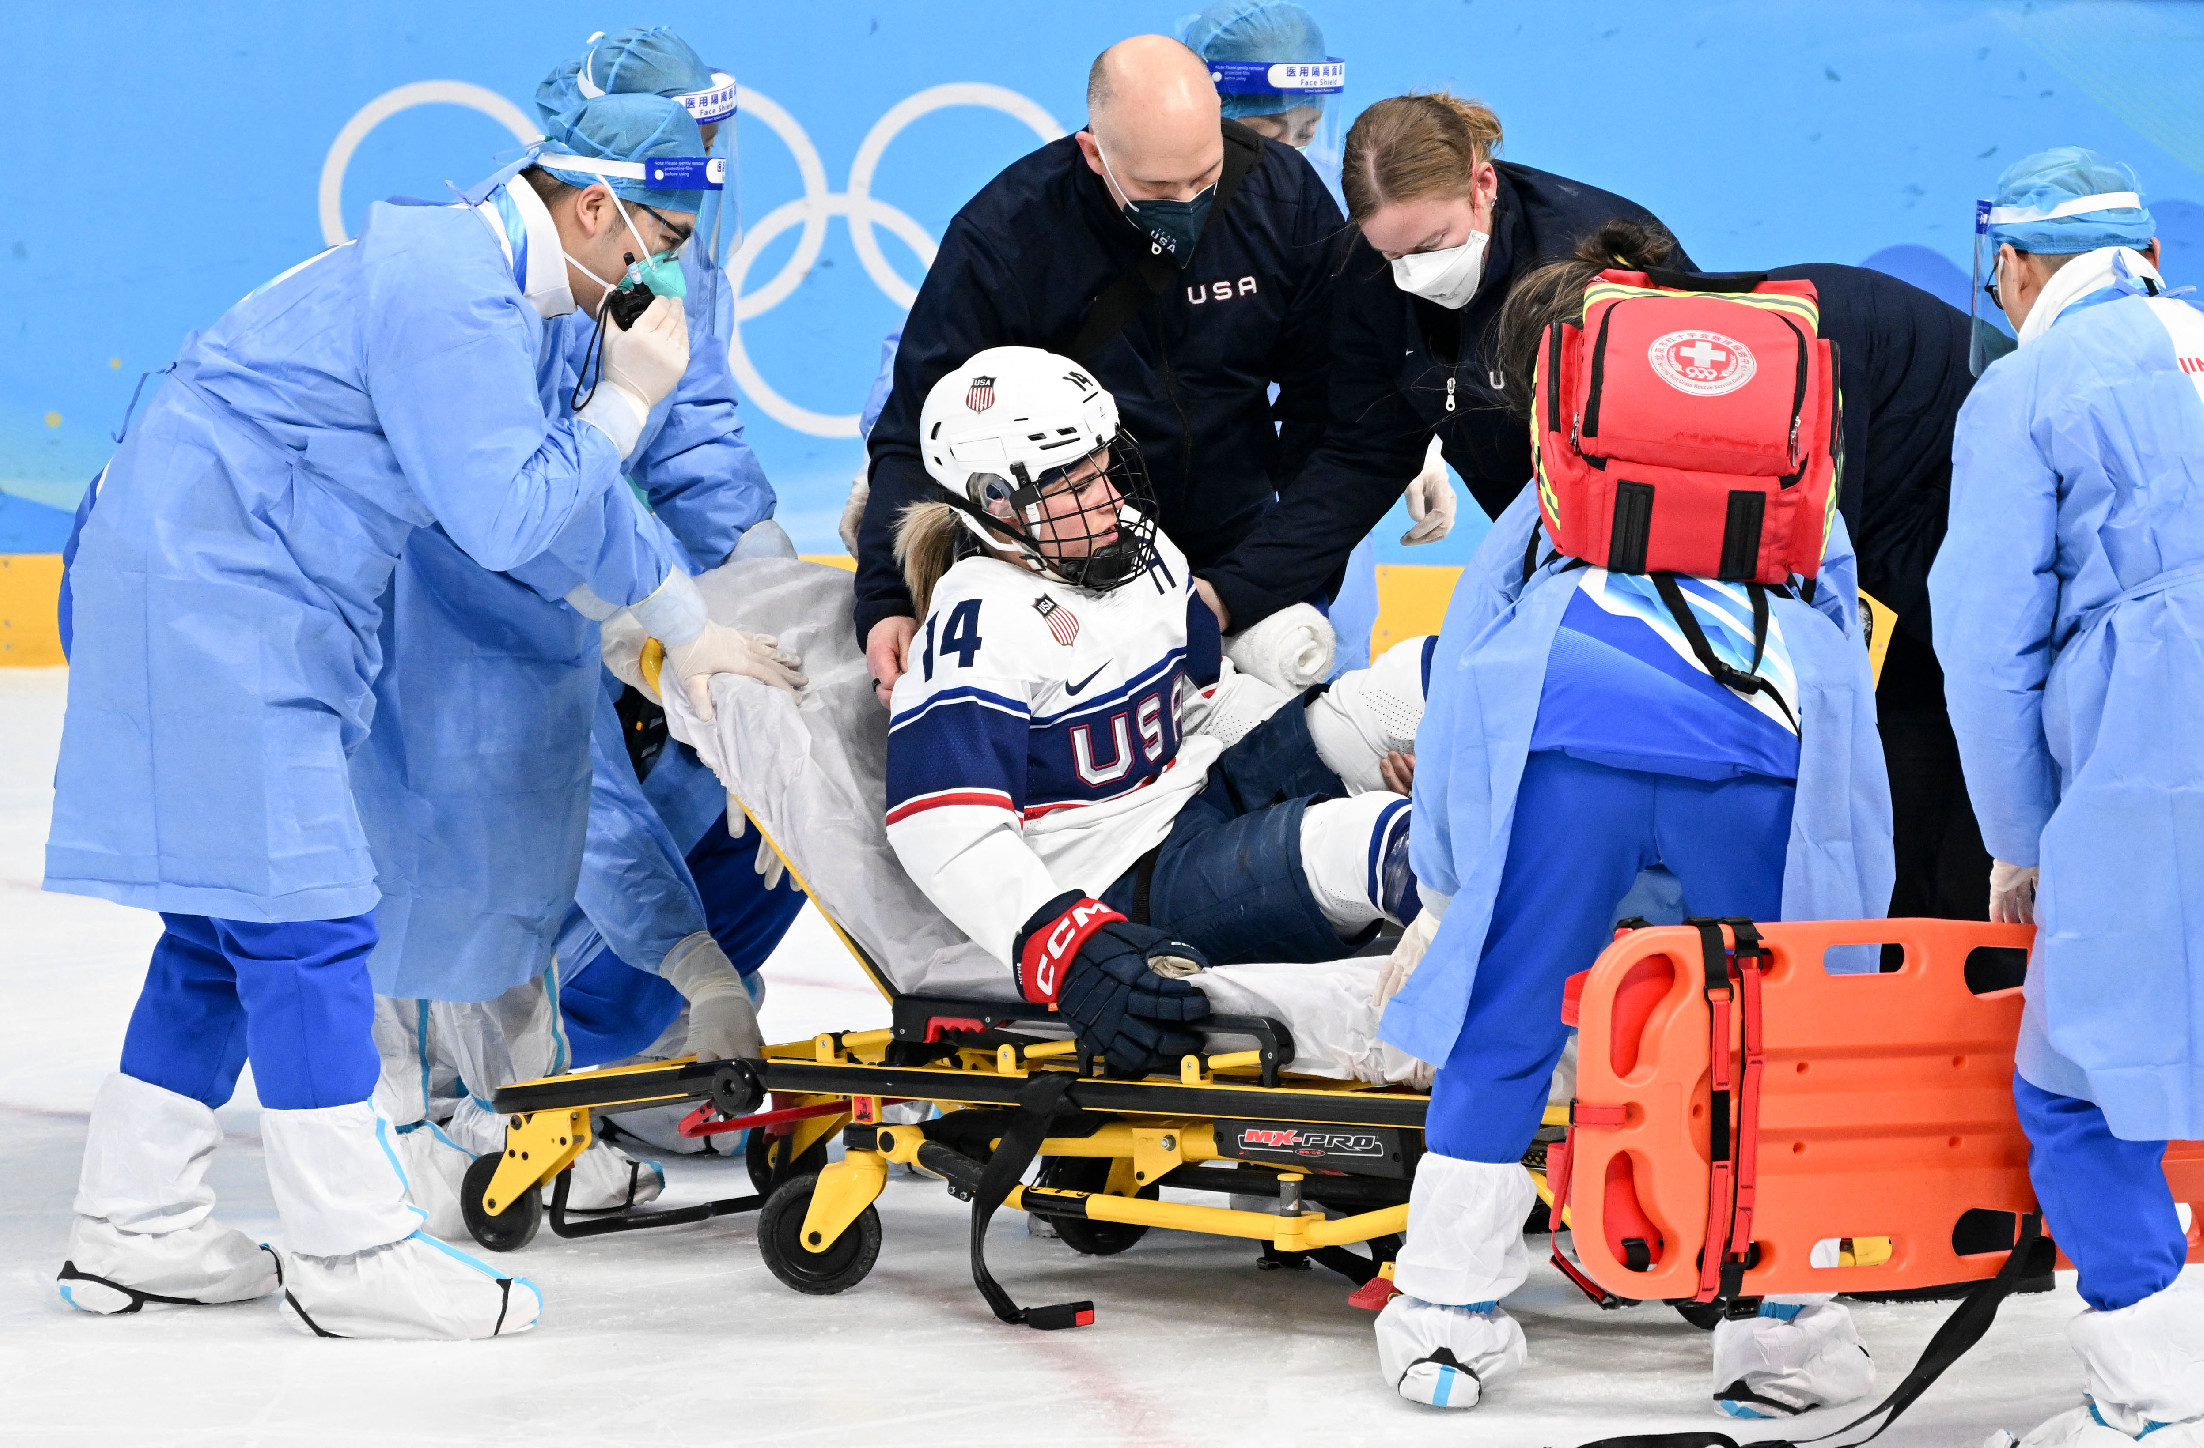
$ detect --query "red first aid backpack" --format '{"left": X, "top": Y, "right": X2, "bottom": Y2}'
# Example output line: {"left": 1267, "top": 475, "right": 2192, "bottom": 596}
{"left": 1531, "top": 269, "right": 1841, "bottom": 586}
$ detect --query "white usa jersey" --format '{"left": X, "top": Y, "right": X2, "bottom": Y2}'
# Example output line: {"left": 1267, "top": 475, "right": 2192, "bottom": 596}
{"left": 885, "top": 531, "right": 1224, "bottom": 964}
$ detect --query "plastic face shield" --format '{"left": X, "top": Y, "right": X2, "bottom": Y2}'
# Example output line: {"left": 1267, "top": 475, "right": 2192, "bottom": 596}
{"left": 1210, "top": 58, "right": 1347, "bottom": 199}
{"left": 1968, "top": 199, "right": 2016, "bottom": 377}
{"left": 678, "top": 72, "right": 741, "bottom": 315}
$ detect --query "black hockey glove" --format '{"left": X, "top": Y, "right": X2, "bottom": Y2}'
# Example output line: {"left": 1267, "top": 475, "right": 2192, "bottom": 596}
{"left": 1013, "top": 891, "right": 1212, "bottom": 1077}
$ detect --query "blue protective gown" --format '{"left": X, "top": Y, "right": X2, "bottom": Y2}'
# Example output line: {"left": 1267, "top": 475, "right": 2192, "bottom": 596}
{"left": 46, "top": 195, "right": 687, "bottom": 923}
{"left": 356, "top": 237, "right": 774, "bottom": 1001}
{"left": 1932, "top": 279, "right": 2204, "bottom": 1141}
{"left": 1383, "top": 488, "right": 1893, "bottom": 1066}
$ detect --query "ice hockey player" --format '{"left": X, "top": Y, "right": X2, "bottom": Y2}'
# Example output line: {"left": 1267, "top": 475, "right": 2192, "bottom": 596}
{"left": 884, "top": 346, "right": 1429, "bottom": 1075}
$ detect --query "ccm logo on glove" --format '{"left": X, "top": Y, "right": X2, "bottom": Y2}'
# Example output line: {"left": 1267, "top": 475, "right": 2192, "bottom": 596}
{"left": 1015, "top": 893, "right": 1126, "bottom": 1004}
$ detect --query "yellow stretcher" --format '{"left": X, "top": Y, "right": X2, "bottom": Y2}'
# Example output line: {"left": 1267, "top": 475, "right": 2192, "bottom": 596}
{"left": 461, "top": 909, "right": 1436, "bottom": 1329}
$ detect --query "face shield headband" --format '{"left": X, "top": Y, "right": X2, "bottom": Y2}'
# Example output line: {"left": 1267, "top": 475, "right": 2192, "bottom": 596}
{"left": 948, "top": 432, "right": 1162, "bottom": 593}
{"left": 571, "top": 61, "right": 741, "bottom": 302}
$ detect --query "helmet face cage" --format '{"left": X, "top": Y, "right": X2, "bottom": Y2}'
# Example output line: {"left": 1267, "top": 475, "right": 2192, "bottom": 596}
{"left": 959, "top": 428, "right": 1161, "bottom": 593}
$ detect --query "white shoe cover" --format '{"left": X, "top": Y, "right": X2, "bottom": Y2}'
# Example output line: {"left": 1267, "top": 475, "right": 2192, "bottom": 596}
{"left": 58, "top": 1215, "right": 278, "bottom": 1314}
{"left": 280, "top": 1231, "right": 540, "bottom": 1340}
{"left": 1993, "top": 1404, "right": 2204, "bottom": 1445}
{"left": 389, "top": 1124, "right": 474, "bottom": 1241}
{"left": 2067, "top": 1274, "right": 2204, "bottom": 1435}
{"left": 561, "top": 1140, "right": 666, "bottom": 1212}
{"left": 1375, "top": 1293, "right": 1528, "bottom": 1408}
{"left": 1712, "top": 1299, "right": 1876, "bottom": 1417}
{"left": 1393, "top": 1155, "right": 1536, "bottom": 1307}
{"left": 260, "top": 1100, "right": 424, "bottom": 1256}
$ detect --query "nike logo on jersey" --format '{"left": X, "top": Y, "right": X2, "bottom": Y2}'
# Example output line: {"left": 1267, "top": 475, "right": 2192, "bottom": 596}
{"left": 1064, "top": 665, "right": 1107, "bottom": 696}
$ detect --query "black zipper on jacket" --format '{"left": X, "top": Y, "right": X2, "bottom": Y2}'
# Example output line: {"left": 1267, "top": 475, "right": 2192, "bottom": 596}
{"left": 1581, "top": 301, "right": 1620, "bottom": 440}
{"left": 1151, "top": 296, "right": 1195, "bottom": 514}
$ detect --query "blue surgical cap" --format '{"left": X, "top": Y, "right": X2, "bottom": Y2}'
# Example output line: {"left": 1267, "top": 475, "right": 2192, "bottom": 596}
{"left": 1987, "top": 146, "right": 2156, "bottom": 255}
{"left": 538, "top": 93, "right": 710, "bottom": 214}
{"left": 1181, "top": 1, "right": 1328, "bottom": 119}
{"left": 535, "top": 26, "right": 731, "bottom": 131}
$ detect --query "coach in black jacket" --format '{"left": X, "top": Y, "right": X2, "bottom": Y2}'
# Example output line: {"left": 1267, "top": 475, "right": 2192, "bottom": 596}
{"left": 855, "top": 35, "right": 1345, "bottom": 695}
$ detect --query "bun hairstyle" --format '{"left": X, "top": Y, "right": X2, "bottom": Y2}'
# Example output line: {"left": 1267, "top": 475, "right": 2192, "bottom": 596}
{"left": 1340, "top": 92, "right": 1504, "bottom": 227}
{"left": 1492, "top": 217, "right": 1681, "bottom": 418}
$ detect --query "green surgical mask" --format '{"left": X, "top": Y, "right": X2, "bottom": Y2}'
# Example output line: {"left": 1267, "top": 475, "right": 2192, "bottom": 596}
{"left": 613, "top": 195, "right": 687, "bottom": 300}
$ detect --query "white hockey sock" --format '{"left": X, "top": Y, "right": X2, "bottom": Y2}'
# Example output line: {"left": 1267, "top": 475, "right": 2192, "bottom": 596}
{"left": 1306, "top": 635, "right": 1431, "bottom": 792}
{"left": 1299, "top": 794, "right": 1418, "bottom": 934}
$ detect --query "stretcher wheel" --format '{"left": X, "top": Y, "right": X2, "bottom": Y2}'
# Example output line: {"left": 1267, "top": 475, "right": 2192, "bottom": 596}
{"left": 757, "top": 1172, "right": 881, "bottom": 1295}
{"left": 747, "top": 1127, "right": 830, "bottom": 1196}
{"left": 460, "top": 1153, "right": 543, "bottom": 1252}
{"left": 1036, "top": 1158, "right": 1154, "bottom": 1256}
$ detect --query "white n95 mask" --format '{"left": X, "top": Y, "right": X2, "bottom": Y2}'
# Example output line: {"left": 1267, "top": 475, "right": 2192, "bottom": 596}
{"left": 1390, "top": 230, "right": 1489, "bottom": 310}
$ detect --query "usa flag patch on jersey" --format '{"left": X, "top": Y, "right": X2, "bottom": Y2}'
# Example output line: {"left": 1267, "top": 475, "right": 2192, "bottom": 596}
{"left": 1033, "top": 595, "right": 1079, "bottom": 646}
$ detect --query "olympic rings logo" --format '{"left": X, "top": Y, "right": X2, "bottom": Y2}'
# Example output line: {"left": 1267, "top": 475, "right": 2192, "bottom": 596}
{"left": 728, "top": 84, "right": 1062, "bottom": 436}
{"left": 320, "top": 80, "right": 1063, "bottom": 439}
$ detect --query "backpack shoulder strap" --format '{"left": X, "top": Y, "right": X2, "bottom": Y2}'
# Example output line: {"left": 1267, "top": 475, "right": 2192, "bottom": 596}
{"left": 1064, "top": 120, "right": 1266, "bottom": 364}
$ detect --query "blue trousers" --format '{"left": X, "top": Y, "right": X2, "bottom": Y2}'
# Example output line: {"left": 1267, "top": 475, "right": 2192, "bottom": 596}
{"left": 1099, "top": 701, "right": 1350, "bottom": 965}
{"left": 119, "top": 912, "right": 381, "bottom": 1111}
{"left": 2014, "top": 1075, "right": 2187, "bottom": 1311}
{"left": 561, "top": 810, "right": 808, "bottom": 1069}
{"left": 1428, "top": 752, "right": 1794, "bottom": 1162}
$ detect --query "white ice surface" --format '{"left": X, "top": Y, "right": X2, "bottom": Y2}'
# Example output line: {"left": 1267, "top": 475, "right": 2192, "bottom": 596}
{"left": 0, "top": 667, "right": 2122, "bottom": 1444}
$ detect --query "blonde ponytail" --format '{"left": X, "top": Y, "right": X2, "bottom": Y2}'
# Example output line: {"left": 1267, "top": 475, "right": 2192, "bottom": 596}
{"left": 894, "top": 501, "right": 969, "bottom": 619}
{"left": 1341, "top": 92, "right": 1504, "bottom": 226}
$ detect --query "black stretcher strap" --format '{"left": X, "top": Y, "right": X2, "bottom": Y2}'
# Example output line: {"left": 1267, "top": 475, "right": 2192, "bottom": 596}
{"left": 1570, "top": 1213, "right": 2044, "bottom": 1448}
{"left": 1652, "top": 573, "right": 1799, "bottom": 735}
{"left": 968, "top": 1071, "right": 1095, "bottom": 1330}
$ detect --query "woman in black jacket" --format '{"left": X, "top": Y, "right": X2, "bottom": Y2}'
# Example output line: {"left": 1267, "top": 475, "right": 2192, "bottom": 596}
{"left": 1227, "top": 93, "right": 1694, "bottom": 621}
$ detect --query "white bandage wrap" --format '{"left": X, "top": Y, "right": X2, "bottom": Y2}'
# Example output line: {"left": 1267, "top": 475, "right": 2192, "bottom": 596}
{"left": 1223, "top": 602, "right": 1336, "bottom": 690}
{"left": 630, "top": 569, "right": 709, "bottom": 648}
{"left": 576, "top": 381, "right": 652, "bottom": 458}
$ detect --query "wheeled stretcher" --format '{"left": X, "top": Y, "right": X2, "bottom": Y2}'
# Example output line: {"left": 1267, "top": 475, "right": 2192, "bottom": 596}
{"left": 454, "top": 557, "right": 1433, "bottom": 1326}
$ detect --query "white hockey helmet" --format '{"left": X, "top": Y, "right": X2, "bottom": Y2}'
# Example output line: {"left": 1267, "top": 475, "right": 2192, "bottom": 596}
{"left": 918, "top": 345, "right": 1159, "bottom": 592}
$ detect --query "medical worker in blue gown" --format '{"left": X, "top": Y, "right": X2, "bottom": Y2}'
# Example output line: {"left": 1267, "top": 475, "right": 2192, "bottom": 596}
{"left": 1365, "top": 224, "right": 1895, "bottom": 1415}
{"left": 361, "top": 29, "right": 800, "bottom": 1223}
{"left": 1177, "top": 0, "right": 1458, "bottom": 675}
{"left": 550, "top": 520, "right": 810, "bottom": 1156}
{"left": 1936, "top": 150, "right": 2204, "bottom": 1448}
{"left": 45, "top": 89, "right": 789, "bottom": 1339}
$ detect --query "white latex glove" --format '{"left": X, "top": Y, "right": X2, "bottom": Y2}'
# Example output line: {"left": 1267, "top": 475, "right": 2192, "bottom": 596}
{"left": 664, "top": 621, "right": 805, "bottom": 723}
{"left": 839, "top": 465, "right": 870, "bottom": 558}
{"left": 1372, "top": 903, "right": 1444, "bottom": 1010}
{"left": 1990, "top": 859, "right": 2039, "bottom": 925}
{"left": 603, "top": 293, "right": 690, "bottom": 409}
{"left": 600, "top": 611, "right": 654, "bottom": 699}
{"left": 724, "top": 806, "right": 789, "bottom": 890}
{"left": 665, "top": 933, "right": 765, "bottom": 1063}
{"left": 1222, "top": 602, "right": 1336, "bottom": 691}
{"left": 1401, "top": 435, "right": 1457, "bottom": 545}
